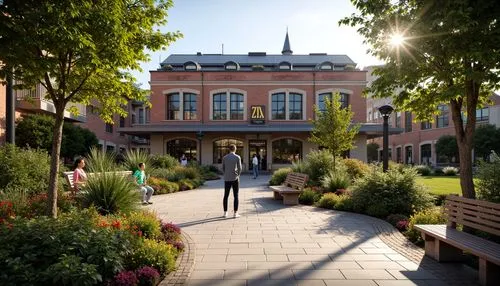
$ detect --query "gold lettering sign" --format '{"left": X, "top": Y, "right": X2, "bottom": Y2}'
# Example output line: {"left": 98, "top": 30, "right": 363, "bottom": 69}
{"left": 250, "top": 105, "right": 265, "bottom": 124}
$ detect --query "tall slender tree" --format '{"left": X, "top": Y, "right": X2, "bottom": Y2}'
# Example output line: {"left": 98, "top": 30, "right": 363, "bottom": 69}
{"left": 340, "top": 0, "right": 500, "bottom": 198}
{"left": 0, "top": 0, "right": 182, "bottom": 217}
{"left": 309, "top": 93, "right": 360, "bottom": 171}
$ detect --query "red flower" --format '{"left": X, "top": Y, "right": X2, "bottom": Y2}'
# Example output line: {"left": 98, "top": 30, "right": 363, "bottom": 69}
{"left": 111, "top": 220, "right": 121, "bottom": 229}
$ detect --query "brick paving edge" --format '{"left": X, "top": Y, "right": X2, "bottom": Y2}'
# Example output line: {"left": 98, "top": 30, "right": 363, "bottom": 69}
{"left": 159, "top": 230, "right": 196, "bottom": 286}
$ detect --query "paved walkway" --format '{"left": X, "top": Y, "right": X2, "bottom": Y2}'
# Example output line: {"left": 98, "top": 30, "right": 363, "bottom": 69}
{"left": 151, "top": 175, "right": 478, "bottom": 286}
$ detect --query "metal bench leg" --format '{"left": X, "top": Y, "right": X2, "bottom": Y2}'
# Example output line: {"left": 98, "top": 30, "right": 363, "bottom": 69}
{"left": 479, "top": 258, "right": 500, "bottom": 286}
{"left": 282, "top": 193, "right": 299, "bottom": 205}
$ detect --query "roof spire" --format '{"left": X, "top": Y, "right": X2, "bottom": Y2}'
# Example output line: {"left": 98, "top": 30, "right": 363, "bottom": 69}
{"left": 282, "top": 28, "right": 293, "bottom": 55}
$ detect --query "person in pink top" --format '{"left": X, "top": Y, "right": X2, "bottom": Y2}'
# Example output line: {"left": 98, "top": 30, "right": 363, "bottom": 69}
{"left": 73, "top": 157, "right": 88, "bottom": 192}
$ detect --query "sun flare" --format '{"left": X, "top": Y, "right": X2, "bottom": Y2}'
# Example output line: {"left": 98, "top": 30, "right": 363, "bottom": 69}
{"left": 389, "top": 33, "right": 405, "bottom": 46}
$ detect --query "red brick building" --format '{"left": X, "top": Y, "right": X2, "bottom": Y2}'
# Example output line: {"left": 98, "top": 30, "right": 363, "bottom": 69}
{"left": 366, "top": 66, "right": 500, "bottom": 166}
{"left": 120, "top": 33, "right": 391, "bottom": 170}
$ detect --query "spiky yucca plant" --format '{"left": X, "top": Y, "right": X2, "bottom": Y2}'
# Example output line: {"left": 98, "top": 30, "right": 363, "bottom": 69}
{"left": 80, "top": 173, "right": 140, "bottom": 215}
{"left": 85, "top": 147, "right": 119, "bottom": 173}
{"left": 124, "top": 149, "right": 152, "bottom": 173}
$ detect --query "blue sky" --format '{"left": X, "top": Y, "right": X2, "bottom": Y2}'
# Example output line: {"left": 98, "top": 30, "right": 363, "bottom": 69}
{"left": 131, "top": 0, "right": 383, "bottom": 89}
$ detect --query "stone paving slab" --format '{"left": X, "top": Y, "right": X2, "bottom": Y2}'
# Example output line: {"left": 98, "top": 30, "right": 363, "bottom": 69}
{"left": 155, "top": 175, "right": 479, "bottom": 286}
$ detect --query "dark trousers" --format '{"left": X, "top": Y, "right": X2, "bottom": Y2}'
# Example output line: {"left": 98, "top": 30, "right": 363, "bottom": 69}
{"left": 223, "top": 180, "right": 239, "bottom": 212}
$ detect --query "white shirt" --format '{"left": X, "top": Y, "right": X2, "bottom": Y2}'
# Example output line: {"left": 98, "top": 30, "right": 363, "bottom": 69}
{"left": 180, "top": 158, "right": 188, "bottom": 167}
{"left": 252, "top": 157, "right": 259, "bottom": 166}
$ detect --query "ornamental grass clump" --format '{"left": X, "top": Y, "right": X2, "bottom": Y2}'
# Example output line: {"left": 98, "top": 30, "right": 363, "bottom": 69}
{"left": 80, "top": 173, "right": 140, "bottom": 215}
{"left": 269, "top": 167, "right": 292, "bottom": 185}
{"left": 350, "top": 167, "right": 433, "bottom": 218}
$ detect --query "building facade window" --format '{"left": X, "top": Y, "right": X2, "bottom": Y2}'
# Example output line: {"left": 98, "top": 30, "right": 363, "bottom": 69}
{"left": 105, "top": 123, "right": 113, "bottom": 133}
{"left": 210, "top": 90, "right": 246, "bottom": 121}
{"left": 405, "top": 146, "right": 413, "bottom": 164}
{"left": 230, "top": 93, "right": 244, "bottom": 120}
{"left": 139, "top": 108, "right": 145, "bottom": 124}
{"left": 271, "top": 92, "right": 286, "bottom": 120}
{"left": 476, "top": 107, "right": 489, "bottom": 122}
{"left": 166, "top": 139, "right": 197, "bottom": 161}
{"left": 183, "top": 93, "right": 197, "bottom": 120}
{"left": 318, "top": 92, "right": 348, "bottom": 112}
{"left": 166, "top": 93, "right": 180, "bottom": 120}
{"left": 405, "top": 112, "right": 412, "bottom": 132}
{"left": 436, "top": 104, "right": 449, "bottom": 128}
{"left": 165, "top": 91, "right": 198, "bottom": 121}
{"left": 213, "top": 139, "right": 244, "bottom": 164}
{"left": 272, "top": 138, "right": 302, "bottom": 164}
{"left": 421, "top": 121, "right": 432, "bottom": 130}
{"left": 288, "top": 93, "right": 303, "bottom": 120}
{"left": 395, "top": 112, "right": 401, "bottom": 128}
{"left": 396, "top": 147, "right": 402, "bottom": 163}
{"left": 119, "top": 117, "right": 125, "bottom": 128}
{"left": 421, "top": 144, "right": 432, "bottom": 165}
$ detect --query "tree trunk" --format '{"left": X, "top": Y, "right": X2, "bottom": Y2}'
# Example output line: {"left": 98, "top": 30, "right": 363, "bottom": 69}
{"left": 47, "top": 106, "right": 65, "bottom": 218}
{"left": 456, "top": 139, "right": 475, "bottom": 199}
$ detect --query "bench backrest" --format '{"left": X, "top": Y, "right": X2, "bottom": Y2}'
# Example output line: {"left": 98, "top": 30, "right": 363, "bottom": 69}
{"left": 445, "top": 195, "right": 500, "bottom": 236}
{"left": 283, "top": 172, "right": 308, "bottom": 190}
{"left": 63, "top": 170, "right": 133, "bottom": 192}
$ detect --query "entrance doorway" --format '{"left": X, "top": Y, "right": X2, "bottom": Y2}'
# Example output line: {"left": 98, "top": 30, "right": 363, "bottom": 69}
{"left": 249, "top": 140, "right": 267, "bottom": 171}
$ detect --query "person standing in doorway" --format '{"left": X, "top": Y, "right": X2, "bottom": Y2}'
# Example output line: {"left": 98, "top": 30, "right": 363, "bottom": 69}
{"left": 180, "top": 154, "right": 188, "bottom": 167}
{"left": 252, "top": 154, "right": 259, "bottom": 179}
{"left": 222, "top": 144, "right": 242, "bottom": 218}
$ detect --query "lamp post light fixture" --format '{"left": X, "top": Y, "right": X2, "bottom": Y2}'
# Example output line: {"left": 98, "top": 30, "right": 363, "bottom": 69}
{"left": 196, "top": 131, "right": 204, "bottom": 164}
{"left": 378, "top": 105, "right": 394, "bottom": 172}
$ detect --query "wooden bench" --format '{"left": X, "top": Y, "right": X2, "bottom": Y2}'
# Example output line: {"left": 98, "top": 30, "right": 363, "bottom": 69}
{"left": 269, "top": 172, "right": 308, "bottom": 205}
{"left": 414, "top": 195, "right": 500, "bottom": 286}
{"left": 63, "top": 171, "right": 133, "bottom": 194}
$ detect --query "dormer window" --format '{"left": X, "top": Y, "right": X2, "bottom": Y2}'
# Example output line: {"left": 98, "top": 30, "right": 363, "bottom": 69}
{"left": 224, "top": 61, "right": 239, "bottom": 70}
{"left": 278, "top": 61, "right": 292, "bottom": 70}
{"left": 318, "top": 61, "right": 333, "bottom": 70}
{"left": 184, "top": 61, "right": 200, "bottom": 71}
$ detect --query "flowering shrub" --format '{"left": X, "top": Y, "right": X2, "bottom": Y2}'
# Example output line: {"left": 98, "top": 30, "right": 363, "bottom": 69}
{"left": 113, "top": 270, "right": 139, "bottom": 286}
{"left": 406, "top": 207, "right": 447, "bottom": 244}
{"left": 136, "top": 266, "right": 160, "bottom": 286}
{"left": 161, "top": 222, "right": 181, "bottom": 241}
{"left": 125, "top": 211, "right": 162, "bottom": 240}
{"left": 126, "top": 239, "right": 177, "bottom": 274}
{"left": 147, "top": 177, "right": 179, "bottom": 195}
{"left": 0, "top": 200, "right": 14, "bottom": 219}
{"left": 396, "top": 220, "right": 409, "bottom": 231}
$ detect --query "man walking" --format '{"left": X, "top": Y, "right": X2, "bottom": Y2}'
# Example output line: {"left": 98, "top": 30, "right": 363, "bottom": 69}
{"left": 222, "top": 144, "right": 242, "bottom": 218}
{"left": 252, "top": 154, "right": 259, "bottom": 179}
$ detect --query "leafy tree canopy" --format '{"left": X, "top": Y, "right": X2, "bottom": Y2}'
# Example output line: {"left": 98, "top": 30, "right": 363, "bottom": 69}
{"left": 435, "top": 135, "right": 458, "bottom": 161}
{"left": 16, "top": 114, "right": 99, "bottom": 160}
{"left": 474, "top": 124, "right": 500, "bottom": 161}
{"left": 340, "top": 0, "right": 500, "bottom": 198}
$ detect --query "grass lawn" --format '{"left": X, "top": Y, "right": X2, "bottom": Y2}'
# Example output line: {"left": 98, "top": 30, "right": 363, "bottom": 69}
{"left": 416, "top": 176, "right": 462, "bottom": 195}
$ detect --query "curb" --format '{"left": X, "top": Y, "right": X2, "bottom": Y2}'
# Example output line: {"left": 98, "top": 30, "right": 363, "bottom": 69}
{"left": 159, "top": 231, "right": 196, "bottom": 286}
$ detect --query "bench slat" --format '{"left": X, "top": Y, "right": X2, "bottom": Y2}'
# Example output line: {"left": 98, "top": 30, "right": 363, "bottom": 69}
{"left": 447, "top": 195, "right": 500, "bottom": 212}
{"left": 415, "top": 224, "right": 500, "bottom": 265}
{"left": 446, "top": 204, "right": 500, "bottom": 224}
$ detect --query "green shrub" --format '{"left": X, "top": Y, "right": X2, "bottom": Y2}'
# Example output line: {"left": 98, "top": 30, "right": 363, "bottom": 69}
{"left": 321, "top": 171, "right": 350, "bottom": 193}
{"left": 124, "top": 149, "right": 152, "bottom": 173}
{"left": 291, "top": 160, "right": 309, "bottom": 174}
{"left": 303, "top": 150, "right": 337, "bottom": 185}
{"left": 317, "top": 193, "right": 338, "bottom": 209}
{"left": 333, "top": 194, "right": 354, "bottom": 211}
{"left": 173, "top": 166, "right": 202, "bottom": 180}
{"left": 342, "top": 158, "right": 370, "bottom": 180}
{"left": 350, "top": 168, "right": 434, "bottom": 218}
{"left": 0, "top": 144, "right": 55, "bottom": 196}
{"left": 269, "top": 168, "right": 292, "bottom": 185}
{"left": 406, "top": 207, "right": 447, "bottom": 244}
{"left": 476, "top": 153, "right": 500, "bottom": 203}
{"left": 125, "top": 211, "right": 161, "bottom": 240}
{"left": 127, "top": 239, "right": 177, "bottom": 275}
{"left": 80, "top": 173, "right": 140, "bottom": 215}
{"left": 433, "top": 168, "right": 444, "bottom": 176}
{"left": 442, "top": 166, "right": 458, "bottom": 176}
{"left": 86, "top": 147, "right": 119, "bottom": 172}
{"left": 0, "top": 209, "right": 137, "bottom": 285}
{"left": 177, "top": 179, "right": 194, "bottom": 191}
{"left": 414, "top": 165, "right": 432, "bottom": 176}
{"left": 150, "top": 154, "right": 179, "bottom": 169}
{"left": 148, "top": 177, "right": 179, "bottom": 195}
{"left": 298, "top": 188, "right": 321, "bottom": 205}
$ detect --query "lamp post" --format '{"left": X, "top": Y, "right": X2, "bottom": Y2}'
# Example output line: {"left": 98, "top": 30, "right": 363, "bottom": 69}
{"left": 196, "top": 131, "right": 204, "bottom": 164}
{"left": 379, "top": 105, "right": 394, "bottom": 172}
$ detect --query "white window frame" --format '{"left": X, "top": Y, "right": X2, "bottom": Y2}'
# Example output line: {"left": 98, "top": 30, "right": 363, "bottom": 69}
{"left": 162, "top": 88, "right": 200, "bottom": 121}
{"left": 209, "top": 88, "right": 248, "bottom": 121}
{"left": 268, "top": 88, "right": 307, "bottom": 121}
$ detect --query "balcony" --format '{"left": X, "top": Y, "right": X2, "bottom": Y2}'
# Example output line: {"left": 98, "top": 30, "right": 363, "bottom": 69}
{"left": 15, "top": 84, "right": 86, "bottom": 122}
{"left": 131, "top": 136, "right": 150, "bottom": 145}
